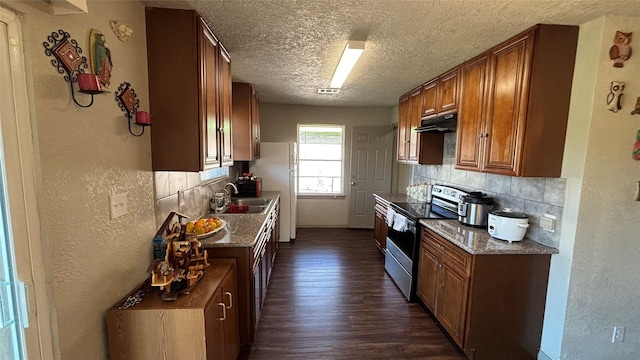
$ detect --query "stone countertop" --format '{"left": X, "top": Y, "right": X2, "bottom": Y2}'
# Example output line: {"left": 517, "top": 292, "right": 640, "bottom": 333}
{"left": 198, "top": 192, "right": 280, "bottom": 249}
{"left": 373, "top": 193, "right": 423, "bottom": 204}
{"left": 419, "top": 219, "right": 559, "bottom": 255}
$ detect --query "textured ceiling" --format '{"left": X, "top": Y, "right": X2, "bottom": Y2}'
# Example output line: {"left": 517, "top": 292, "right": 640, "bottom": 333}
{"left": 141, "top": 0, "right": 640, "bottom": 107}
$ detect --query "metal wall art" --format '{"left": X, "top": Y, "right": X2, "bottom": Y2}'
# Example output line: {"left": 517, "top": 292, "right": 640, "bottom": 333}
{"left": 609, "top": 31, "right": 632, "bottom": 68}
{"left": 606, "top": 81, "right": 625, "bottom": 113}
{"left": 115, "top": 81, "right": 150, "bottom": 137}
{"left": 43, "top": 29, "right": 102, "bottom": 107}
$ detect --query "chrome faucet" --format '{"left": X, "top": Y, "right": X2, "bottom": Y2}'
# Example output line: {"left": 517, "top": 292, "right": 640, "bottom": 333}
{"left": 225, "top": 182, "right": 238, "bottom": 195}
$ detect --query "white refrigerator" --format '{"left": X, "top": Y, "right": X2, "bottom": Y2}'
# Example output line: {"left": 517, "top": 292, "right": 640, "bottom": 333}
{"left": 249, "top": 142, "right": 297, "bottom": 241}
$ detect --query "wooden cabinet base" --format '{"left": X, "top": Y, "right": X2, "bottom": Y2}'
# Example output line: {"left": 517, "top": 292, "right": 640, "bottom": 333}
{"left": 106, "top": 259, "right": 239, "bottom": 360}
{"left": 418, "top": 228, "right": 551, "bottom": 360}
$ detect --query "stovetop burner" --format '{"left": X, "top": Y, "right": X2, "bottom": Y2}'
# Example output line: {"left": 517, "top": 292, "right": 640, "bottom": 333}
{"left": 390, "top": 185, "right": 469, "bottom": 221}
{"left": 390, "top": 202, "right": 457, "bottom": 221}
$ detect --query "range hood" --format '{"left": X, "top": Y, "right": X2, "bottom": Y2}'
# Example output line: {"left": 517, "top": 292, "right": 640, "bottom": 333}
{"left": 415, "top": 112, "right": 457, "bottom": 133}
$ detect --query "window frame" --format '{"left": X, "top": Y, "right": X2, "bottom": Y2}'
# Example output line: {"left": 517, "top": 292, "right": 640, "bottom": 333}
{"left": 296, "top": 124, "right": 345, "bottom": 197}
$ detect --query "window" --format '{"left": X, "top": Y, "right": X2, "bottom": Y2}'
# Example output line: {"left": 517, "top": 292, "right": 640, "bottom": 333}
{"left": 297, "top": 124, "right": 344, "bottom": 195}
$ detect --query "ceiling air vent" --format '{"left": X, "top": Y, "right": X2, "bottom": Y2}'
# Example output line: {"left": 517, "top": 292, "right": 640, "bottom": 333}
{"left": 318, "top": 88, "right": 340, "bottom": 94}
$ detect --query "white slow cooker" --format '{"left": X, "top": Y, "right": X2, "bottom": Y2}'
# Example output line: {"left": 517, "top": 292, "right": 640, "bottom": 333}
{"left": 487, "top": 209, "right": 530, "bottom": 242}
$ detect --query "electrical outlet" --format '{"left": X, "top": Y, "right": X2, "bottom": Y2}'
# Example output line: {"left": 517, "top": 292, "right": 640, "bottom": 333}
{"left": 612, "top": 326, "right": 625, "bottom": 343}
{"left": 540, "top": 214, "right": 556, "bottom": 232}
{"left": 109, "top": 193, "right": 128, "bottom": 219}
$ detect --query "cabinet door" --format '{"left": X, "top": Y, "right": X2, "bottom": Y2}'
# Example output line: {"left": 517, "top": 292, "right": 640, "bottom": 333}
{"left": 407, "top": 87, "right": 423, "bottom": 163}
{"left": 437, "top": 67, "right": 460, "bottom": 114}
{"left": 397, "top": 95, "right": 410, "bottom": 161}
{"left": 200, "top": 20, "right": 221, "bottom": 169}
{"left": 483, "top": 31, "right": 533, "bottom": 176}
{"left": 252, "top": 262, "right": 261, "bottom": 328}
{"left": 205, "top": 287, "right": 226, "bottom": 360}
{"left": 221, "top": 268, "right": 240, "bottom": 360}
{"left": 252, "top": 88, "right": 261, "bottom": 159}
{"left": 219, "top": 46, "right": 234, "bottom": 166}
{"left": 373, "top": 211, "right": 389, "bottom": 252}
{"left": 421, "top": 80, "right": 437, "bottom": 118}
{"left": 417, "top": 246, "right": 439, "bottom": 312}
{"left": 436, "top": 264, "right": 469, "bottom": 347}
{"left": 456, "top": 54, "right": 489, "bottom": 171}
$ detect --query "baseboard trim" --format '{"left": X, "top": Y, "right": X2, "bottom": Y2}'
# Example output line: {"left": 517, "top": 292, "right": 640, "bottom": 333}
{"left": 538, "top": 350, "right": 553, "bottom": 360}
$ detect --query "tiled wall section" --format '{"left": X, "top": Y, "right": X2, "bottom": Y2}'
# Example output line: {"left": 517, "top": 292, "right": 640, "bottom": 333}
{"left": 153, "top": 170, "right": 231, "bottom": 228}
{"left": 412, "top": 133, "right": 566, "bottom": 248}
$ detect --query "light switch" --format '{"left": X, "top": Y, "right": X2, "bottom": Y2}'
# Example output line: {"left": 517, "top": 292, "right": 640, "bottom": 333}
{"left": 109, "top": 193, "right": 128, "bottom": 219}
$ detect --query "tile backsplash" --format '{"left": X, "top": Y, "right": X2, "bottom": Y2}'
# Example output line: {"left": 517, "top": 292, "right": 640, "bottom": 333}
{"left": 412, "top": 133, "right": 566, "bottom": 248}
{"left": 153, "top": 168, "right": 232, "bottom": 228}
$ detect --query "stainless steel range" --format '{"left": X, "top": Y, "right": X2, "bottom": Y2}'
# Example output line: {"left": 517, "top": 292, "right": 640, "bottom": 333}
{"left": 384, "top": 185, "right": 469, "bottom": 301}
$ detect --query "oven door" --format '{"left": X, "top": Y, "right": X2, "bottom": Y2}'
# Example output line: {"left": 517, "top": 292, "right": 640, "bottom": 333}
{"left": 384, "top": 222, "right": 417, "bottom": 301}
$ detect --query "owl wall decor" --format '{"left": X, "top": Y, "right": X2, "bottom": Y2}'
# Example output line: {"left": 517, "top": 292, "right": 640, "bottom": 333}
{"left": 609, "top": 31, "right": 632, "bottom": 68}
{"left": 607, "top": 81, "right": 625, "bottom": 113}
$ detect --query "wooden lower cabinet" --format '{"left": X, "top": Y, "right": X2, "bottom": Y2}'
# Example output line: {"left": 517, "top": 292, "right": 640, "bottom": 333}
{"left": 106, "top": 259, "right": 239, "bottom": 360}
{"left": 373, "top": 196, "right": 389, "bottom": 253}
{"left": 418, "top": 227, "right": 551, "bottom": 360}
{"left": 208, "top": 199, "right": 279, "bottom": 348}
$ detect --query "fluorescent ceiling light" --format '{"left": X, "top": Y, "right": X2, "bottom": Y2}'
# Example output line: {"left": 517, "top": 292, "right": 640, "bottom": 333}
{"left": 330, "top": 40, "right": 365, "bottom": 88}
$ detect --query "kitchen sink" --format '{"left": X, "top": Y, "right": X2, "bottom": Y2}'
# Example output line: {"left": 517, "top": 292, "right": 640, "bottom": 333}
{"left": 209, "top": 198, "right": 272, "bottom": 215}
{"left": 230, "top": 198, "right": 272, "bottom": 207}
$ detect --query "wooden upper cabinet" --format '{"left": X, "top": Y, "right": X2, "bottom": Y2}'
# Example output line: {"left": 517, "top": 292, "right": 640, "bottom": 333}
{"left": 407, "top": 87, "right": 423, "bottom": 162}
{"left": 456, "top": 53, "right": 489, "bottom": 170}
{"left": 421, "top": 67, "right": 460, "bottom": 120}
{"left": 201, "top": 20, "right": 221, "bottom": 168}
{"left": 219, "top": 45, "right": 234, "bottom": 167}
{"left": 146, "top": 8, "right": 232, "bottom": 171}
{"left": 396, "top": 94, "right": 410, "bottom": 162}
{"left": 421, "top": 80, "right": 437, "bottom": 118}
{"left": 455, "top": 24, "right": 578, "bottom": 177}
{"left": 437, "top": 67, "right": 460, "bottom": 114}
{"left": 232, "top": 82, "right": 261, "bottom": 161}
{"left": 397, "top": 88, "right": 444, "bottom": 165}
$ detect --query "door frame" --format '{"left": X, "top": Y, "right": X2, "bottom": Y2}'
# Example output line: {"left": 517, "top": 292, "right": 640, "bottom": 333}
{"left": 1, "top": 6, "right": 57, "bottom": 359}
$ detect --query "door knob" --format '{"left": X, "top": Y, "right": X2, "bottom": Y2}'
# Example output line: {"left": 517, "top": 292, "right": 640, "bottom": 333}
{"left": 350, "top": 182, "right": 356, "bottom": 186}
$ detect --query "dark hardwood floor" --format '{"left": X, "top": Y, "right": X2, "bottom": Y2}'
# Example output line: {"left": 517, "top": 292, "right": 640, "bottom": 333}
{"left": 244, "top": 228, "right": 467, "bottom": 360}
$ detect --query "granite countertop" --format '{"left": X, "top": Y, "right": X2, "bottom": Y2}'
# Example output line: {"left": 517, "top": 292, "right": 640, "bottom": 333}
{"left": 374, "top": 193, "right": 423, "bottom": 204}
{"left": 419, "top": 219, "right": 559, "bottom": 255}
{"left": 198, "top": 191, "right": 280, "bottom": 249}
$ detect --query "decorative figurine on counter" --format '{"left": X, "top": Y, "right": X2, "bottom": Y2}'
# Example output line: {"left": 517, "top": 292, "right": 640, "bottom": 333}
{"left": 607, "top": 81, "right": 625, "bottom": 113}
{"left": 610, "top": 31, "right": 632, "bottom": 68}
{"left": 633, "top": 130, "right": 640, "bottom": 160}
{"left": 89, "top": 29, "right": 112, "bottom": 91}
{"left": 631, "top": 97, "right": 640, "bottom": 115}
{"left": 149, "top": 212, "right": 210, "bottom": 301}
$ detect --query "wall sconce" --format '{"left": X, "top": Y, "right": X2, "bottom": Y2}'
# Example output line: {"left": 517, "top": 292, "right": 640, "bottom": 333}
{"left": 115, "top": 82, "right": 150, "bottom": 136}
{"left": 43, "top": 29, "right": 102, "bottom": 107}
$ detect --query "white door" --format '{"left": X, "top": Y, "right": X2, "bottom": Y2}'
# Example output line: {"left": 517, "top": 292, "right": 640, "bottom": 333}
{"left": 348, "top": 126, "right": 393, "bottom": 228}
{"left": 0, "top": 7, "right": 55, "bottom": 359}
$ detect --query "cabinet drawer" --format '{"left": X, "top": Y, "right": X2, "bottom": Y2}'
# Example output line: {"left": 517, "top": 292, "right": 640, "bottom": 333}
{"left": 422, "top": 228, "right": 471, "bottom": 276}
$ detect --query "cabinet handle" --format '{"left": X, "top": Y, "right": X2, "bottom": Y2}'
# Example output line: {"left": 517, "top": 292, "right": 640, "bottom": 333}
{"left": 218, "top": 302, "right": 227, "bottom": 321}
{"left": 478, "top": 133, "right": 483, "bottom": 138}
{"left": 435, "top": 243, "right": 445, "bottom": 251}
{"left": 225, "top": 291, "right": 233, "bottom": 309}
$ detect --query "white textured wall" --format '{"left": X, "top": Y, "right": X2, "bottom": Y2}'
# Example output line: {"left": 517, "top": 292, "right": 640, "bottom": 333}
{"left": 561, "top": 16, "right": 640, "bottom": 359}
{"left": 10, "top": 1, "right": 155, "bottom": 359}
{"left": 260, "top": 103, "right": 392, "bottom": 227}
{"left": 541, "top": 15, "right": 640, "bottom": 360}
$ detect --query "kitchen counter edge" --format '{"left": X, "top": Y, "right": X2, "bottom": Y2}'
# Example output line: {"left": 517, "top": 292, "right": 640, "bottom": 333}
{"left": 419, "top": 218, "right": 559, "bottom": 255}
{"left": 199, "top": 191, "right": 281, "bottom": 249}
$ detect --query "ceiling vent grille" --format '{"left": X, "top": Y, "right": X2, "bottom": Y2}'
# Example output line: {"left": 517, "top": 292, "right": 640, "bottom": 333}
{"left": 317, "top": 88, "right": 340, "bottom": 94}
